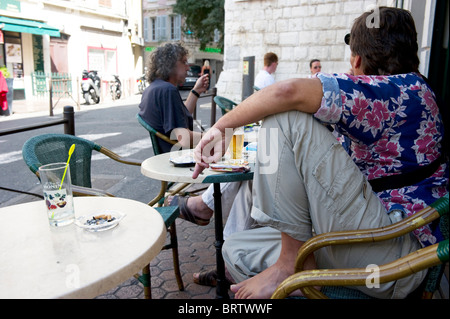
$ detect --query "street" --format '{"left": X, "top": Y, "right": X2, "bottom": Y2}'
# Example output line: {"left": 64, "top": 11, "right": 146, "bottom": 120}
{"left": 0, "top": 91, "right": 219, "bottom": 208}
{"left": 0, "top": 91, "right": 229, "bottom": 300}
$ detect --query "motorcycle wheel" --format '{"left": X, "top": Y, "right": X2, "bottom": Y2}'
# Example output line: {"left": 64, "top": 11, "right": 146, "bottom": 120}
{"left": 83, "top": 92, "right": 93, "bottom": 105}
{"left": 95, "top": 95, "right": 100, "bottom": 104}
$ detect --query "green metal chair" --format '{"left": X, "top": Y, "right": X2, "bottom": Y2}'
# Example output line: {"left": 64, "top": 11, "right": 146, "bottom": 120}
{"left": 22, "top": 133, "right": 142, "bottom": 196}
{"left": 213, "top": 95, "right": 238, "bottom": 116}
{"left": 272, "top": 193, "right": 449, "bottom": 299}
{"left": 136, "top": 113, "right": 197, "bottom": 202}
{"left": 136, "top": 113, "right": 180, "bottom": 157}
{"left": 22, "top": 133, "right": 183, "bottom": 298}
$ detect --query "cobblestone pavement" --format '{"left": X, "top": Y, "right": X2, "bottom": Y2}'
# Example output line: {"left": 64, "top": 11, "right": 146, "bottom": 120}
{"left": 95, "top": 215, "right": 233, "bottom": 299}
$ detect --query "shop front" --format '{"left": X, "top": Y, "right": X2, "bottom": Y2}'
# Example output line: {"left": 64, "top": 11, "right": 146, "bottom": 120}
{"left": 0, "top": 15, "right": 60, "bottom": 114}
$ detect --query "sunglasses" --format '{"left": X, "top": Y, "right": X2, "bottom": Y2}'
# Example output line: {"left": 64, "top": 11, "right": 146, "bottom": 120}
{"left": 344, "top": 33, "right": 350, "bottom": 45}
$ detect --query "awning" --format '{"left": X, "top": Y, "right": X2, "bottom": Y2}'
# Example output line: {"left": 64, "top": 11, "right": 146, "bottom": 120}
{"left": 0, "top": 16, "right": 60, "bottom": 37}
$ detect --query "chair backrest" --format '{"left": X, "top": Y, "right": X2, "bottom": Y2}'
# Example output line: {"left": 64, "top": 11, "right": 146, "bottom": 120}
{"left": 22, "top": 133, "right": 101, "bottom": 188}
{"left": 136, "top": 113, "right": 178, "bottom": 155}
{"left": 214, "top": 96, "right": 238, "bottom": 116}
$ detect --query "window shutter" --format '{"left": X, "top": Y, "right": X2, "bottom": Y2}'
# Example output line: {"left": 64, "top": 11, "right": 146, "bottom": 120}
{"left": 144, "top": 17, "right": 149, "bottom": 42}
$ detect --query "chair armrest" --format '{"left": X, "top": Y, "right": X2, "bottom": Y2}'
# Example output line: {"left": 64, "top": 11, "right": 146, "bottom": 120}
{"left": 272, "top": 240, "right": 447, "bottom": 299}
{"left": 98, "top": 147, "right": 142, "bottom": 166}
{"left": 35, "top": 171, "right": 114, "bottom": 197}
{"left": 148, "top": 181, "right": 169, "bottom": 206}
{"left": 281, "top": 194, "right": 448, "bottom": 299}
{"left": 154, "top": 131, "right": 179, "bottom": 146}
{"left": 295, "top": 194, "right": 449, "bottom": 272}
{"left": 72, "top": 184, "right": 115, "bottom": 197}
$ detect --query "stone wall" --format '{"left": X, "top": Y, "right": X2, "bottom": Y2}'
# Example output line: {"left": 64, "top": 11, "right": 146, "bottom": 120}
{"left": 217, "top": 0, "right": 394, "bottom": 102}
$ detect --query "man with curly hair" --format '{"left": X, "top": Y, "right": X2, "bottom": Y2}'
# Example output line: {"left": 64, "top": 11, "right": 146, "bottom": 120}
{"left": 138, "top": 42, "right": 209, "bottom": 153}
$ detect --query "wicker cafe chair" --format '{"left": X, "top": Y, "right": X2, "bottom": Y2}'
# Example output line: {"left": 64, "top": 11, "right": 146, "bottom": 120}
{"left": 213, "top": 95, "right": 238, "bottom": 116}
{"left": 22, "top": 133, "right": 142, "bottom": 197}
{"left": 22, "top": 133, "right": 183, "bottom": 298}
{"left": 136, "top": 113, "right": 196, "bottom": 203}
{"left": 272, "top": 193, "right": 449, "bottom": 299}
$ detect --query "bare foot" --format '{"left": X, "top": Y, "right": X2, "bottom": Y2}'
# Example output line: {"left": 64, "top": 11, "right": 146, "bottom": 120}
{"left": 230, "top": 232, "right": 314, "bottom": 299}
{"left": 230, "top": 262, "right": 295, "bottom": 299}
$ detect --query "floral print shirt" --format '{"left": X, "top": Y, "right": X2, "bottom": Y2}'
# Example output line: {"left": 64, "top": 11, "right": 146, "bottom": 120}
{"left": 315, "top": 72, "right": 448, "bottom": 247}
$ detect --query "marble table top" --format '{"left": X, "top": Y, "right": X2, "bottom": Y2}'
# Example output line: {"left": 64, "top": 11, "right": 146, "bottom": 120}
{"left": 0, "top": 197, "right": 166, "bottom": 299}
{"left": 141, "top": 149, "right": 254, "bottom": 184}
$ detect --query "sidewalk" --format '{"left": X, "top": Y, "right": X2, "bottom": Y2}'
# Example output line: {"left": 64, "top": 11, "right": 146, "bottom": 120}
{"left": 1, "top": 93, "right": 143, "bottom": 122}
{"left": 97, "top": 215, "right": 224, "bottom": 299}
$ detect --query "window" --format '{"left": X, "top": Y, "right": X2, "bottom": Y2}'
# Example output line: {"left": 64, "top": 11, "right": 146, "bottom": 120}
{"left": 144, "top": 17, "right": 150, "bottom": 42}
{"left": 150, "top": 16, "right": 168, "bottom": 42}
{"left": 151, "top": 18, "right": 156, "bottom": 41}
{"left": 88, "top": 47, "right": 117, "bottom": 75}
{"left": 170, "top": 15, "right": 181, "bottom": 41}
{"left": 157, "top": 15, "right": 167, "bottom": 41}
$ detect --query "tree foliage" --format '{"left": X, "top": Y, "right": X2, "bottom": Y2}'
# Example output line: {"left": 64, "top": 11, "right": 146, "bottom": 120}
{"left": 173, "top": 0, "right": 224, "bottom": 52}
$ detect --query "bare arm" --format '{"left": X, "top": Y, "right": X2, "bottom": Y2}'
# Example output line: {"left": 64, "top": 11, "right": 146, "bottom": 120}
{"left": 192, "top": 77, "right": 323, "bottom": 178}
{"left": 184, "top": 74, "right": 209, "bottom": 114}
{"left": 175, "top": 74, "right": 209, "bottom": 148}
{"left": 216, "top": 78, "right": 322, "bottom": 131}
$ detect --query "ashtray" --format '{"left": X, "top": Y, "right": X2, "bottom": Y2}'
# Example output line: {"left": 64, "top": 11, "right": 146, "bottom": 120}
{"left": 169, "top": 154, "right": 196, "bottom": 167}
{"left": 75, "top": 210, "right": 125, "bottom": 232}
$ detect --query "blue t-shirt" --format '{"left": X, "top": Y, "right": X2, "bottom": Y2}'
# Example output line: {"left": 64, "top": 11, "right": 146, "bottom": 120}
{"left": 138, "top": 79, "right": 193, "bottom": 153}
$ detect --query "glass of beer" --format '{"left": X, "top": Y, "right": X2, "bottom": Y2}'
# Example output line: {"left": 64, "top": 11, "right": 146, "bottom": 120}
{"left": 230, "top": 127, "right": 245, "bottom": 161}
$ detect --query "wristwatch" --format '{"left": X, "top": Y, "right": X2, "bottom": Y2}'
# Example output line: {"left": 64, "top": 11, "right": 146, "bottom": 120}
{"left": 191, "top": 89, "right": 200, "bottom": 98}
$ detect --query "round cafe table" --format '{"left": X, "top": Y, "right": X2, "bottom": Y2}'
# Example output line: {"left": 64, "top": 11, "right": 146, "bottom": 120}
{"left": 141, "top": 149, "right": 254, "bottom": 299}
{"left": 0, "top": 197, "right": 166, "bottom": 299}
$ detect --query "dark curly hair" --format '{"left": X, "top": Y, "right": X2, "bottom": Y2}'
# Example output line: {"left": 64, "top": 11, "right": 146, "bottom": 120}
{"left": 349, "top": 7, "right": 420, "bottom": 75}
{"left": 146, "top": 42, "right": 189, "bottom": 83}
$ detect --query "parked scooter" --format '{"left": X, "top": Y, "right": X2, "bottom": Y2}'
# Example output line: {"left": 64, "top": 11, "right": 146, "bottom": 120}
{"left": 137, "top": 74, "right": 147, "bottom": 94}
{"left": 109, "top": 75, "right": 121, "bottom": 100}
{"left": 81, "top": 70, "right": 101, "bottom": 105}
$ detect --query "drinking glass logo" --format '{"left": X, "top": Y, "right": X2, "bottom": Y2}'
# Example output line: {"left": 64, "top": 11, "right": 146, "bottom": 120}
{"left": 44, "top": 181, "right": 61, "bottom": 190}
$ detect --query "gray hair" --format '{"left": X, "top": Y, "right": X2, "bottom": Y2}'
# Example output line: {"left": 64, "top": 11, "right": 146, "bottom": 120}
{"left": 147, "top": 42, "right": 189, "bottom": 83}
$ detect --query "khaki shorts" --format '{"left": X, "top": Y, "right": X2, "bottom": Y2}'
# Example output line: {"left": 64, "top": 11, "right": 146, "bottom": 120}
{"left": 223, "top": 111, "right": 425, "bottom": 299}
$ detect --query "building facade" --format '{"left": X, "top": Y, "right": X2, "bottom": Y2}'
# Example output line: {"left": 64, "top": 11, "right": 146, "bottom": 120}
{"left": 0, "top": 0, "right": 144, "bottom": 110}
{"left": 142, "top": 0, "right": 224, "bottom": 88}
{"left": 1, "top": 0, "right": 447, "bottom": 110}
{"left": 218, "top": 0, "right": 448, "bottom": 103}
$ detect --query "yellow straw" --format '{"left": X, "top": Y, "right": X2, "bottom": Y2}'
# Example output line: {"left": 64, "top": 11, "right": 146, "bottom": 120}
{"left": 59, "top": 144, "right": 75, "bottom": 190}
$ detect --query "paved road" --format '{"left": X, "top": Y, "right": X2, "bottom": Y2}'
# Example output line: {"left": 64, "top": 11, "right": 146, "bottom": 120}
{"left": 0, "top": 91, "right": 219, "bottom": 208}
{"left": 0, "top": 91, "right": 225, "bottom": 300}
